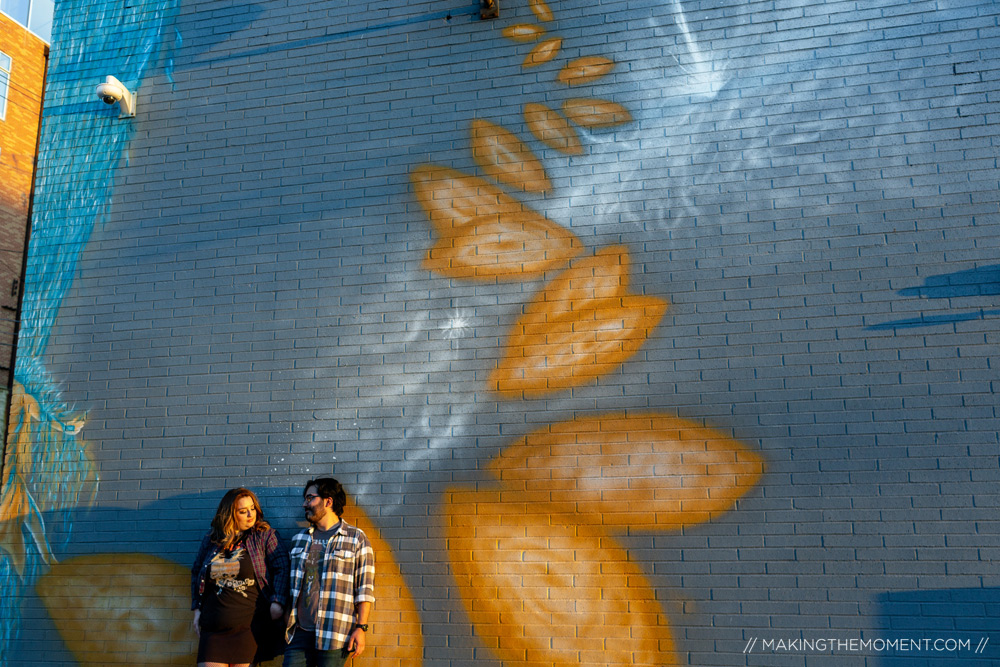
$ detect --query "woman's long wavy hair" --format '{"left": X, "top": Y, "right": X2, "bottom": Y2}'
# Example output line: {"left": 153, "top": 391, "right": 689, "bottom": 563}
{"left": 209, "top": 488, "right": 270, "bottom": 548}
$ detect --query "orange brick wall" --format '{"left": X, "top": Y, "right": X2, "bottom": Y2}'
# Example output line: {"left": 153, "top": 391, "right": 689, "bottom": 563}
{"left": 0, "top": 14, "right": 46, "bottom": 379}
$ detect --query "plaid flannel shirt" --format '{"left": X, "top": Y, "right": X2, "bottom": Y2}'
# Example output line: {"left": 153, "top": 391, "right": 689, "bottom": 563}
{"left": 285, "top": 520, "right": 376, "bottom": 650}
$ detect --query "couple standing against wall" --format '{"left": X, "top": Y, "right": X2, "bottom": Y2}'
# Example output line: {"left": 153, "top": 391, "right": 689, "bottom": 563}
{"left": 191, "top": 478, "right": 375, "bottom": 667}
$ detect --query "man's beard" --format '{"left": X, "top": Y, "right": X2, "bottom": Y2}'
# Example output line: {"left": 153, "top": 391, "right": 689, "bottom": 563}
{"left": 306, "top": 505, "right": 327, "bottom": 524}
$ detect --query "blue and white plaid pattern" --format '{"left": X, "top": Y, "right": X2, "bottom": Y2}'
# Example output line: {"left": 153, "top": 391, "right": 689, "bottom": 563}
{"left": 285, "top": 520, "right": 375, "bottom": 650}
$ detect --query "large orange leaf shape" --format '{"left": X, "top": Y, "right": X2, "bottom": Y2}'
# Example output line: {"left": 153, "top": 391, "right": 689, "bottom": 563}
{"left": 36, "top": 554, "right": 197, "bottom": 665}
{"left": 470, "top": 119, "right": 552, "bottom": 192}
{"left": 348, "top": 507, "right": 424, "bottom": 666}
{"left": 444, "top": 487, "right": 679, "bottom": 666}
{"left": 490, "top": 246, "right": 668, "bottom": 396}
{"left": 524, "top": 103, "right": 583, "bottom": 155}
{"left": 411, "top": 165, "right": 581, "bottom": 280}
{"left": 489, "top": 413, "right": 764, "bottom": 530}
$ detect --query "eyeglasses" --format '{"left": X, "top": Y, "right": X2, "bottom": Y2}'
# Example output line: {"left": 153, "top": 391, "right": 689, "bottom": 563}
{"left": 304, "top": 494, "right": 321, "bottom": 502}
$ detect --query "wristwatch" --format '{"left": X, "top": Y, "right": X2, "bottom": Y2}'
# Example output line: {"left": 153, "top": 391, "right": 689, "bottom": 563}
{"left": 355, "top": 623, "right": 369, "bottom": 632}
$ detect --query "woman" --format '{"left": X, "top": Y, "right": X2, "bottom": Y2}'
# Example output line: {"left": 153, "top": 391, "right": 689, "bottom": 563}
{"left": 191, "top": 488, "right": 290, "bottom": 667}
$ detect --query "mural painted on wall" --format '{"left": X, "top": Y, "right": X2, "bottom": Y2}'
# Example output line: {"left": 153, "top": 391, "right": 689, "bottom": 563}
{"left": 411, "top": 1, "right": 762, "bottom": 664}
{"left": 32, "top": 504, "right": 423, "bottom": 666}
{"left": 0, "top": 0, "right": 770, "bottom": 664}
{"left": 0, "top": 0, "right": 179, "bottom": 659}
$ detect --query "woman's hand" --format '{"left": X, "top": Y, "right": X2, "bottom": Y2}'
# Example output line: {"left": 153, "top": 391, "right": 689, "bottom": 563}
{"left": 192, "top": 609, "right": 201, "bottom": 637}
{"left": 270, "top": 602, "right": 283, "bottom": 621}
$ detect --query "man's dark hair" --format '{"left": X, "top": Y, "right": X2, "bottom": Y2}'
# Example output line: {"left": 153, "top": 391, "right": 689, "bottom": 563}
{"left": 304, "top": 477, "right": 347, "bottom": 517}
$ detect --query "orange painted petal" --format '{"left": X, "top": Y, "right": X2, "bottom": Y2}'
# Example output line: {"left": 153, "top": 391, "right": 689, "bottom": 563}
{"left": 562, "top": 97, "right": 632, "bottom": 127}
{"left": 348, "top": 506, "right": 423, "bottom": 666}
{"left": 524, "top": 103, "right": 583, "bottom": 156}
{"left": 557, "top": 57, "right": 615, "bottom": 85}
{"left": 410, "top": 165, "right": 522, "bottom": 233}
{"left": 36, "top": 554, "right": 197, "bottom": 666}
{"left": 424, "top": 213, "right": 582, "bottom": 281}
{"left": 412, "top": 165, "right": 580, "bottom": 280}
{"left": 444, "top": 487, "right": 679, "bottom": 666}
{"left": 528, "top": 0, "right": 554, "bottom": 21}
{"left": 470, "top": 119, "right": 551, "bottom": 193}
{"left": 523, "top": 37, "right": 561, "bottom": 68}
{"left": 491, "top": 247, "right": 667, "bottom": 395}
{"left": 523, "top": 245, "right": 632, "bottom": 320}
{"left": 491, "top": 295, "right": 668, "bottom": 395}
{"left": 489, "top": 413, "right": 764, "bottom": 530}
{"left": 502, "top": 24, "right": 545, "bottom": 41}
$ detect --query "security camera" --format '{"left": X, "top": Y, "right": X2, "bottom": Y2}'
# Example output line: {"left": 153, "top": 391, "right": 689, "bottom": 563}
{"left": 95, "top": 76, "right": 137, "bottom": 118}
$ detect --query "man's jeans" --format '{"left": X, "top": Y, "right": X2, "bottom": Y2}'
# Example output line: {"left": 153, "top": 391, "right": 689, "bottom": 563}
{"left": 282, "top": 627, "right": 347, "bottom": 667}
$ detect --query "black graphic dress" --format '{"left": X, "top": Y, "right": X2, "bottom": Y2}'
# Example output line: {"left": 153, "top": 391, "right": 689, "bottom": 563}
{"left": 198, "top": 539, "right": 260, "bottom": 663}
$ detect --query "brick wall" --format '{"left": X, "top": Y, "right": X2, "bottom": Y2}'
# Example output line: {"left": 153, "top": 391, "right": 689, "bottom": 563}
{"left": 3, "top": 0, "right": 1000, "bottom": 665}
{"left": 0, "top": 14, "right": 45, "bottom": 382}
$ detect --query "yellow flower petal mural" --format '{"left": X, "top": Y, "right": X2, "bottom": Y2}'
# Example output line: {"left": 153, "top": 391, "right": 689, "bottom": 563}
{"left": 36, "top": 554, "right": 197, "bottom": 665}
{"left": 411, "top": 165, "right": 581, "bottom": 280}
{"left": 444, "top": 486, "right": 679, "bottom": 666}
{"left": 489, "top": 413, "right": 765, "bottom": 529}
{"left": 528, "top": 0, "right": 554, "bottom": 22}
{"left": 524, "top": 102, "right": 584, "bottom": 155}
{"left": 490, "top": 246, "right": 668, "bottom": 397}
{"left": 557, "top": 57, "right": 616, "bottom": 86}
{"left": 470, "top": 119, "right": 552, "bottom": 193}
{"left": 502, "top": 24, "right": 546, "bottom": 42}
{"left": 523, "top": 37, "right": 562, "bottom": 68}
{"left": 562, "top": 98, "right": 633, "bottom": 128}
{"left": 349, "top": 506, "right": 424, "bottom": 666}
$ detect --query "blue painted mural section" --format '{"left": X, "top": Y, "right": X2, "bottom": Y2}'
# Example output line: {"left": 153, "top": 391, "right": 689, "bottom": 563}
{"left": 870, "top": 265, "right": 1000, "bottom": 330}
{"left": 874, "top": 588, "right": 1000, "bottom": 666}
{"left": 0, "top": 0, "right": 178, "bottom": 659}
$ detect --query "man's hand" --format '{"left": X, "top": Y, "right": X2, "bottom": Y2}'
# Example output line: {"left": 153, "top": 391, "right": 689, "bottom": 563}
{"left": 347, "top": 627, "right": 366, "bottom": 658}
{"left": 269, "top": 602, "right": 283, "bottom": 620}
{"left": 192, "top": 609, "right": 201, "bottom": 637}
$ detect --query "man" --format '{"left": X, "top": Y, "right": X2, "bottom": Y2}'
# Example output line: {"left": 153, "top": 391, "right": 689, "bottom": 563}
{"left": 284, "top": 478, "right": 375, "bottom": 667}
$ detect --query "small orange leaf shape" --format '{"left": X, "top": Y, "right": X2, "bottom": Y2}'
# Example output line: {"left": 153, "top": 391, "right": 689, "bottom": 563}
{"left": 490, "top": 246, "right": 668, "bottom": 396}
{"left": 489, "top": 413, "right": 765, "bottom": 530}
{"left": 524, "top": 103, "right": 583, "bottom": 155}
{"left": 523, "top": 37, "right": 562, "bottom": 68}
{"left": 410, "top": 165, "right": 581, "bottom": 280}
{"left": 557, "top": 56, "right": 615, "bottom": 85}
{"left": 562, "top": 97, "right": 633, "bottom": 127}
{"left": 348, "top": 506, "right": 424, "bottom": 666}
{"left": 470, "top": 119, "right": 552, "bottom": 193}
{"left": 444, "top": 486, "right": 679, "bottom": 666}
{"left": 36, "top": 554, "right": 197, "bottom": 665}
{"left": 502, "top": 24, "right": 545, "bottom": 42}
{"left": 528, "top": 0, "right": 554, "bottom": 22}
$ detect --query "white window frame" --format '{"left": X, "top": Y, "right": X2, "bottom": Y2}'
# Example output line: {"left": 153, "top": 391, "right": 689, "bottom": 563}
{"left": 0, "top": 52, "right": 11, "bottom": 121}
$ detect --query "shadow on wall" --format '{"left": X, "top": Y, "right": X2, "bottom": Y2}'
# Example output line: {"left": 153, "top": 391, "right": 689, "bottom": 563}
{"left": 874, "top": 588, "right": 999, "bottom": 666}
{"left": 868, "top": 265, "right": 1000, "bottom": 330}
{"left": 12, "top": 412, "right": 765, "bottom": 667}
{"left": 20, "top": 491, "right": 422, "bottom": 666}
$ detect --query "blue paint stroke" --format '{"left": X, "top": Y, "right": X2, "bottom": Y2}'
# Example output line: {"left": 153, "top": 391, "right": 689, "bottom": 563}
{"left": 873, "top": 588, "right": 999, "bottom": 666}
{"left": 868, "top": 309, "right": 1000, "bottom": 331}
{"left": 867, "top": 266, "right": 1000, "bottom": 331}
{"left": 0, "top": 0, "right": 179, "bottom": 660}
